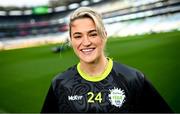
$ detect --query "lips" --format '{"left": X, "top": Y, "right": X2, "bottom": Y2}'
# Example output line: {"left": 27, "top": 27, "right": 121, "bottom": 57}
{"left": 80, "top": 48, "right": 95, "bottom": 55}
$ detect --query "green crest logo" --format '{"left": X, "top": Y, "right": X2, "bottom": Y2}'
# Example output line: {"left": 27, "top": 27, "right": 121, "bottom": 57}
{"left": 109, "top": 87, "right": 126, "bottom": 108}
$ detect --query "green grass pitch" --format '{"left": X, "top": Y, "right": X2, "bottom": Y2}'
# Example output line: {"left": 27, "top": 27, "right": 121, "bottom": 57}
{"left": 0, "top": 31, "right": 180, "bottom": 112}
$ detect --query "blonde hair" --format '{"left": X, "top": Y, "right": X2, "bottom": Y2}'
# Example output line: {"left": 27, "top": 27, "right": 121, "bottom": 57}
{"left": 69, "top": 7, "right": 106, "bottom": 39}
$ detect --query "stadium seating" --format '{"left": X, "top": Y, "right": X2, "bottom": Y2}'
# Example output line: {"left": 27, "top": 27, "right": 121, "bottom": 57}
{"left": 0, "top": 0, "right": 180, "bottom": 50}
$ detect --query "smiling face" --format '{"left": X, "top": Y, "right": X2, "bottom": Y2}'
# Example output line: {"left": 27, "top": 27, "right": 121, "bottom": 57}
{"left": 70, "top": 17, "right": 106, "bottom": 64}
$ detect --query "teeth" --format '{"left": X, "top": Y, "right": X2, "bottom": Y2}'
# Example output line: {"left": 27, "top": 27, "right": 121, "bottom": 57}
{"left": 82, "top": 48, "right": 94, "bottom": 52}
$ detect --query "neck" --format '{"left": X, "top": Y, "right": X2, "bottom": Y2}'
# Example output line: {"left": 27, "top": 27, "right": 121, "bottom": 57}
{"left": 80, "top": 56, "right": 108, "bottom": 76}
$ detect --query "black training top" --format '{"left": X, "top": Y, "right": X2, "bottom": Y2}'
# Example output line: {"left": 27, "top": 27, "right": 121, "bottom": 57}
{"left": 41, "top": 58, "right": 173, "bottom": 113}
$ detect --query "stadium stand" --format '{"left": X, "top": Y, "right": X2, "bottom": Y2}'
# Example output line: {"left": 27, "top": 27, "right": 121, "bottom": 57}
{"left": 0, "top": 0, "right": 180, "bottom": 50}
{"left": 105, "top": 13, "right": 180, "bottom": 37}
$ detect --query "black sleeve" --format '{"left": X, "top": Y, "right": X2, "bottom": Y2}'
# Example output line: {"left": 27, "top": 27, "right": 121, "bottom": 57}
{"left": 136, "top": 78, "right": 173, "bottom": 113}
{"left": 41, "top": 84, "right": 59, "bottom": 113}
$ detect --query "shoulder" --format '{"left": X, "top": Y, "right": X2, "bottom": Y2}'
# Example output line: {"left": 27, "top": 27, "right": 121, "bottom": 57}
{"left": 112, "top": 61, "right": 144, "bottom": 84}
{"left": 51, "top": 65, "right": 77, "bottom": 88}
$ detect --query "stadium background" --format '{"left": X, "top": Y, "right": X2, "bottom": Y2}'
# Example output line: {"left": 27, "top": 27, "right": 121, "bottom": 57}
{"left": 0, "top": 0, "right": 180, "bottom": 112}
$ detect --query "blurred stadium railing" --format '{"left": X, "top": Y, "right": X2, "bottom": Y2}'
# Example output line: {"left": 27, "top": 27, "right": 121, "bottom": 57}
{"left": 0, "top": 0, "right": 180, "bottom": 50}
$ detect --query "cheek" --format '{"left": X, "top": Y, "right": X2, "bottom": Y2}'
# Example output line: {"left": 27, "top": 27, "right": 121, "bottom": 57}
{"left": 71, "top": 40, "right": 81, "bottom": 51}
{"left": 96, "top": 39, "right": 105, "bottom": 50}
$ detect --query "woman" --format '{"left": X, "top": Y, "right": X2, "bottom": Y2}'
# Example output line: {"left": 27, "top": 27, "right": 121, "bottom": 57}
{"left": 41, "top": 7, "right": 173, "bottom": 113}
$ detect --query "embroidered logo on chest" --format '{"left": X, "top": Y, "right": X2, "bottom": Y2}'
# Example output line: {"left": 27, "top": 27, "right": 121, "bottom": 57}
{"left": 108, "top": 87, "right": 126, "bottom": 108}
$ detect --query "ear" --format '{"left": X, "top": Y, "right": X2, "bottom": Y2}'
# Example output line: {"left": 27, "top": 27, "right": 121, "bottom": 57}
{"left": 68, "top": 37, "right": 72, "bottom": 46}
{"left": 103, "top": 31, "right": 108, "bottom": 43}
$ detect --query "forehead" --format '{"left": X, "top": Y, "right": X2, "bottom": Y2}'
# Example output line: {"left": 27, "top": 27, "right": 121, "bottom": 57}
{"left": 71, "top": 17, "right": 96, "bottom": 33}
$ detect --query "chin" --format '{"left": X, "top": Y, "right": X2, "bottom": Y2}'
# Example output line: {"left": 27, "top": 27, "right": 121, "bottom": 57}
{"left": 80, "top": 55, "right": 97, "bottom": 64}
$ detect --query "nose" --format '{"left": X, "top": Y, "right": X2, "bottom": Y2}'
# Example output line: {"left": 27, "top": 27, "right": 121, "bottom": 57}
{"left": 82, "top": 35, "right": 91, "bottom": 46}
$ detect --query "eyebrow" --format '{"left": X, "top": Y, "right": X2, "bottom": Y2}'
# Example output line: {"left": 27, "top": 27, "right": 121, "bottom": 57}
{"left": 87, "top": 30, "right": 97, "bottom": 34}
{"left": 73, "top": 32, "right": 81, "bottom": 36}
{"left": 73, "top": 29, "right": 97, "bottom": 36}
